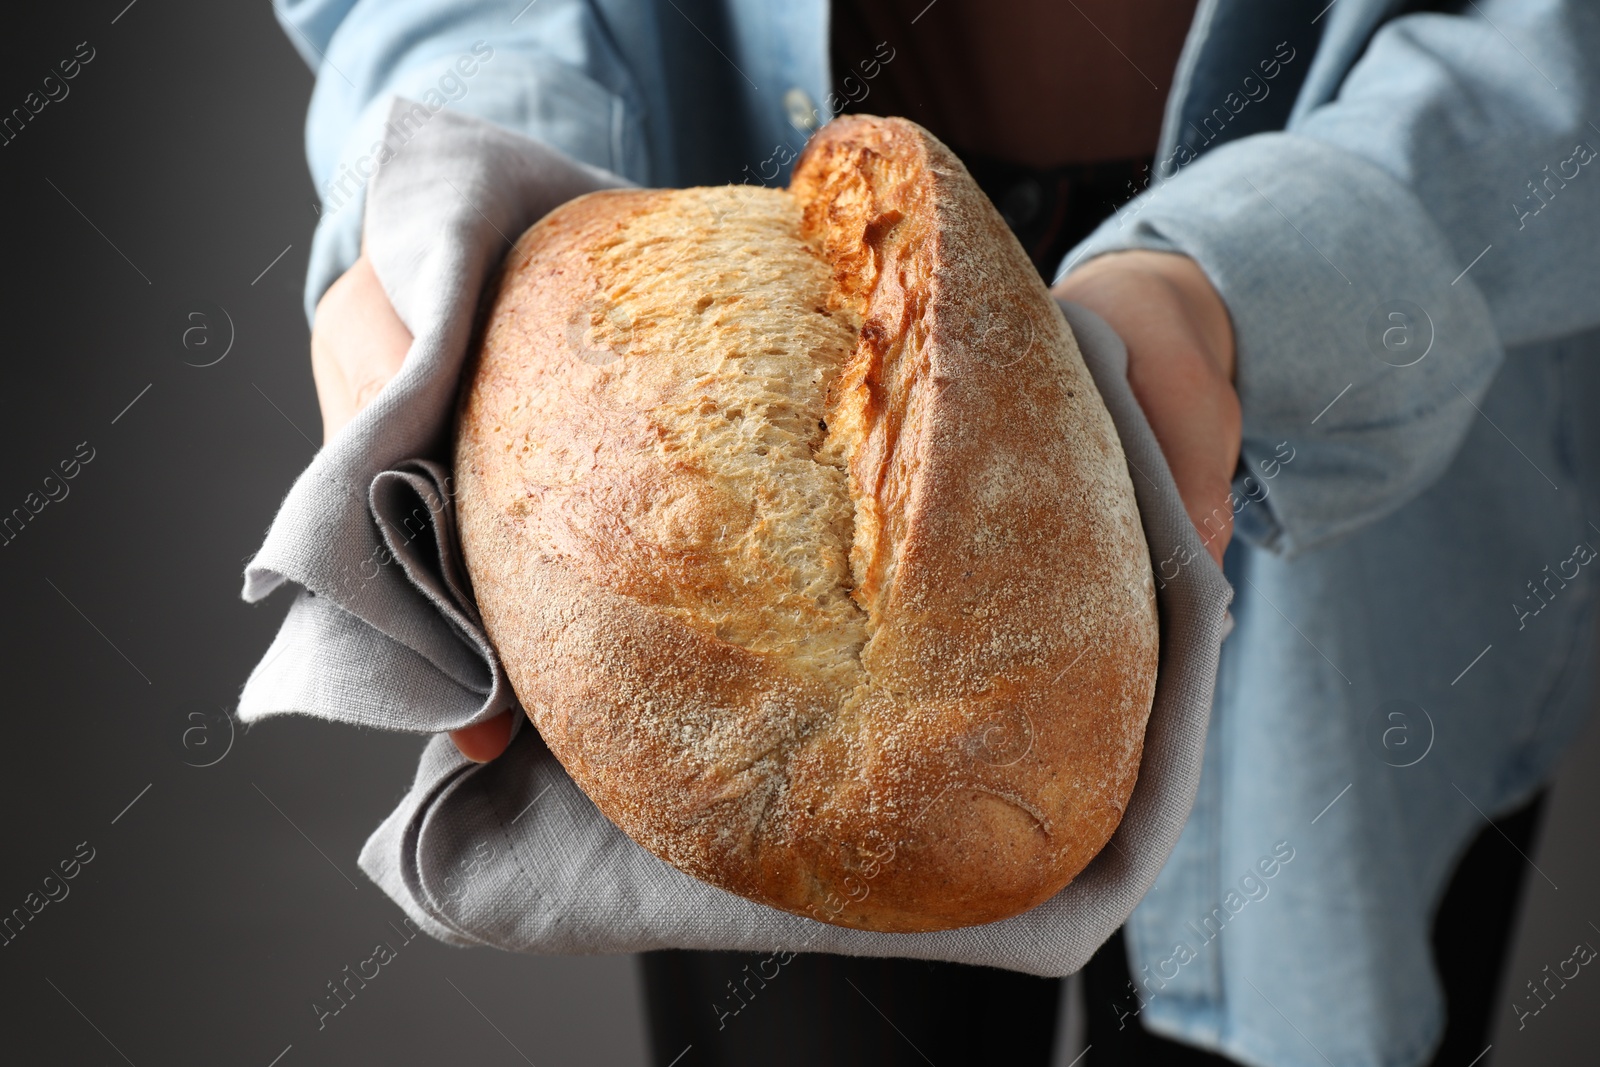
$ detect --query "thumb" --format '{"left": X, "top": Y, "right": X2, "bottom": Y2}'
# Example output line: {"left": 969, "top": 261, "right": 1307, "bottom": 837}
{"left": 311, "top": 255, "right": 412, "bottom": 444}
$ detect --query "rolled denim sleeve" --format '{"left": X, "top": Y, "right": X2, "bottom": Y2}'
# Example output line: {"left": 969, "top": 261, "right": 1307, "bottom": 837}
{"left": 274, "top": 0, "right": 651, "bottom": 321}
{"left": 1061, "top": 0, "right": 1600, "bottom": 556}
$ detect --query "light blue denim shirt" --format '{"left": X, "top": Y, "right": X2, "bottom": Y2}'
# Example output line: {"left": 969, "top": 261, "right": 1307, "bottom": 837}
{"left": 274, "top": 1, "right": 1600, "bottom": 1064}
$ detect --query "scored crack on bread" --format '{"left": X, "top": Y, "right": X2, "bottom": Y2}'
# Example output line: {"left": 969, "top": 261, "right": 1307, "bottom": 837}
{"left": 454, "top": 115, "right": 1159, "bottom": 933}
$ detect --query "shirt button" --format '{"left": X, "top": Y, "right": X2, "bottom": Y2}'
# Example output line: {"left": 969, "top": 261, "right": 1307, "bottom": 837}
{"left": 784, "top": 87, "right": 820, "bottom": 133}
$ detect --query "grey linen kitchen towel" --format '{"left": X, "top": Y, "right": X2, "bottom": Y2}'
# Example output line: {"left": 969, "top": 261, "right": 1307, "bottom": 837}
{"left": 240, "top": 99, "right": 1234, "bottom": 976}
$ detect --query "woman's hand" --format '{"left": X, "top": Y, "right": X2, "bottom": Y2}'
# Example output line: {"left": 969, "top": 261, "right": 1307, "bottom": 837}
{"left": 310, "top": 255, "right": 413, "bottom": 444}
{"left": 1052, "top": 250, "right": 1241, "bottom": 568}
{"left": 311, "top": 255, "right": 516, "bottom": 762}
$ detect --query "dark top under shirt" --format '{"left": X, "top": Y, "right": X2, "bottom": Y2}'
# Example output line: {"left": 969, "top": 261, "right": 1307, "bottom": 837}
{"left": 831, "top": 0, "right": 1198, "bottom": 275}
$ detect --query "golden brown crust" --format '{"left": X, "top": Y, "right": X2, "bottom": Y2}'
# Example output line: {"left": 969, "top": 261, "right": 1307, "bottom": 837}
{"left": 454, "top": 116, "right": 1158, "bottom": 932}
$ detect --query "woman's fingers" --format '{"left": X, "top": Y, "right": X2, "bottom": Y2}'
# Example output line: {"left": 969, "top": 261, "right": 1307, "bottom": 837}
{"left": 448, "top": 710, "right": 516, "bottom": 763}
{"left": 310, "top": 255, "right": 413, "bottom": 444}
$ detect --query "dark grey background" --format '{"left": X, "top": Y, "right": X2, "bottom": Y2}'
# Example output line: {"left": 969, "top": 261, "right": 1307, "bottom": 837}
{"left": 0, "top": 3, "right": 1594, "bottom": 1066}
{"left": 0, "top": 3, "right": 646, "bottom": 1065}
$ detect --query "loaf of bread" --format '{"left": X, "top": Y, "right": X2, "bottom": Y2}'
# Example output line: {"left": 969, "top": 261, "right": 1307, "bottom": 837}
{"left": 453, "top": 116, "right": 1158, "bottom": 933}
